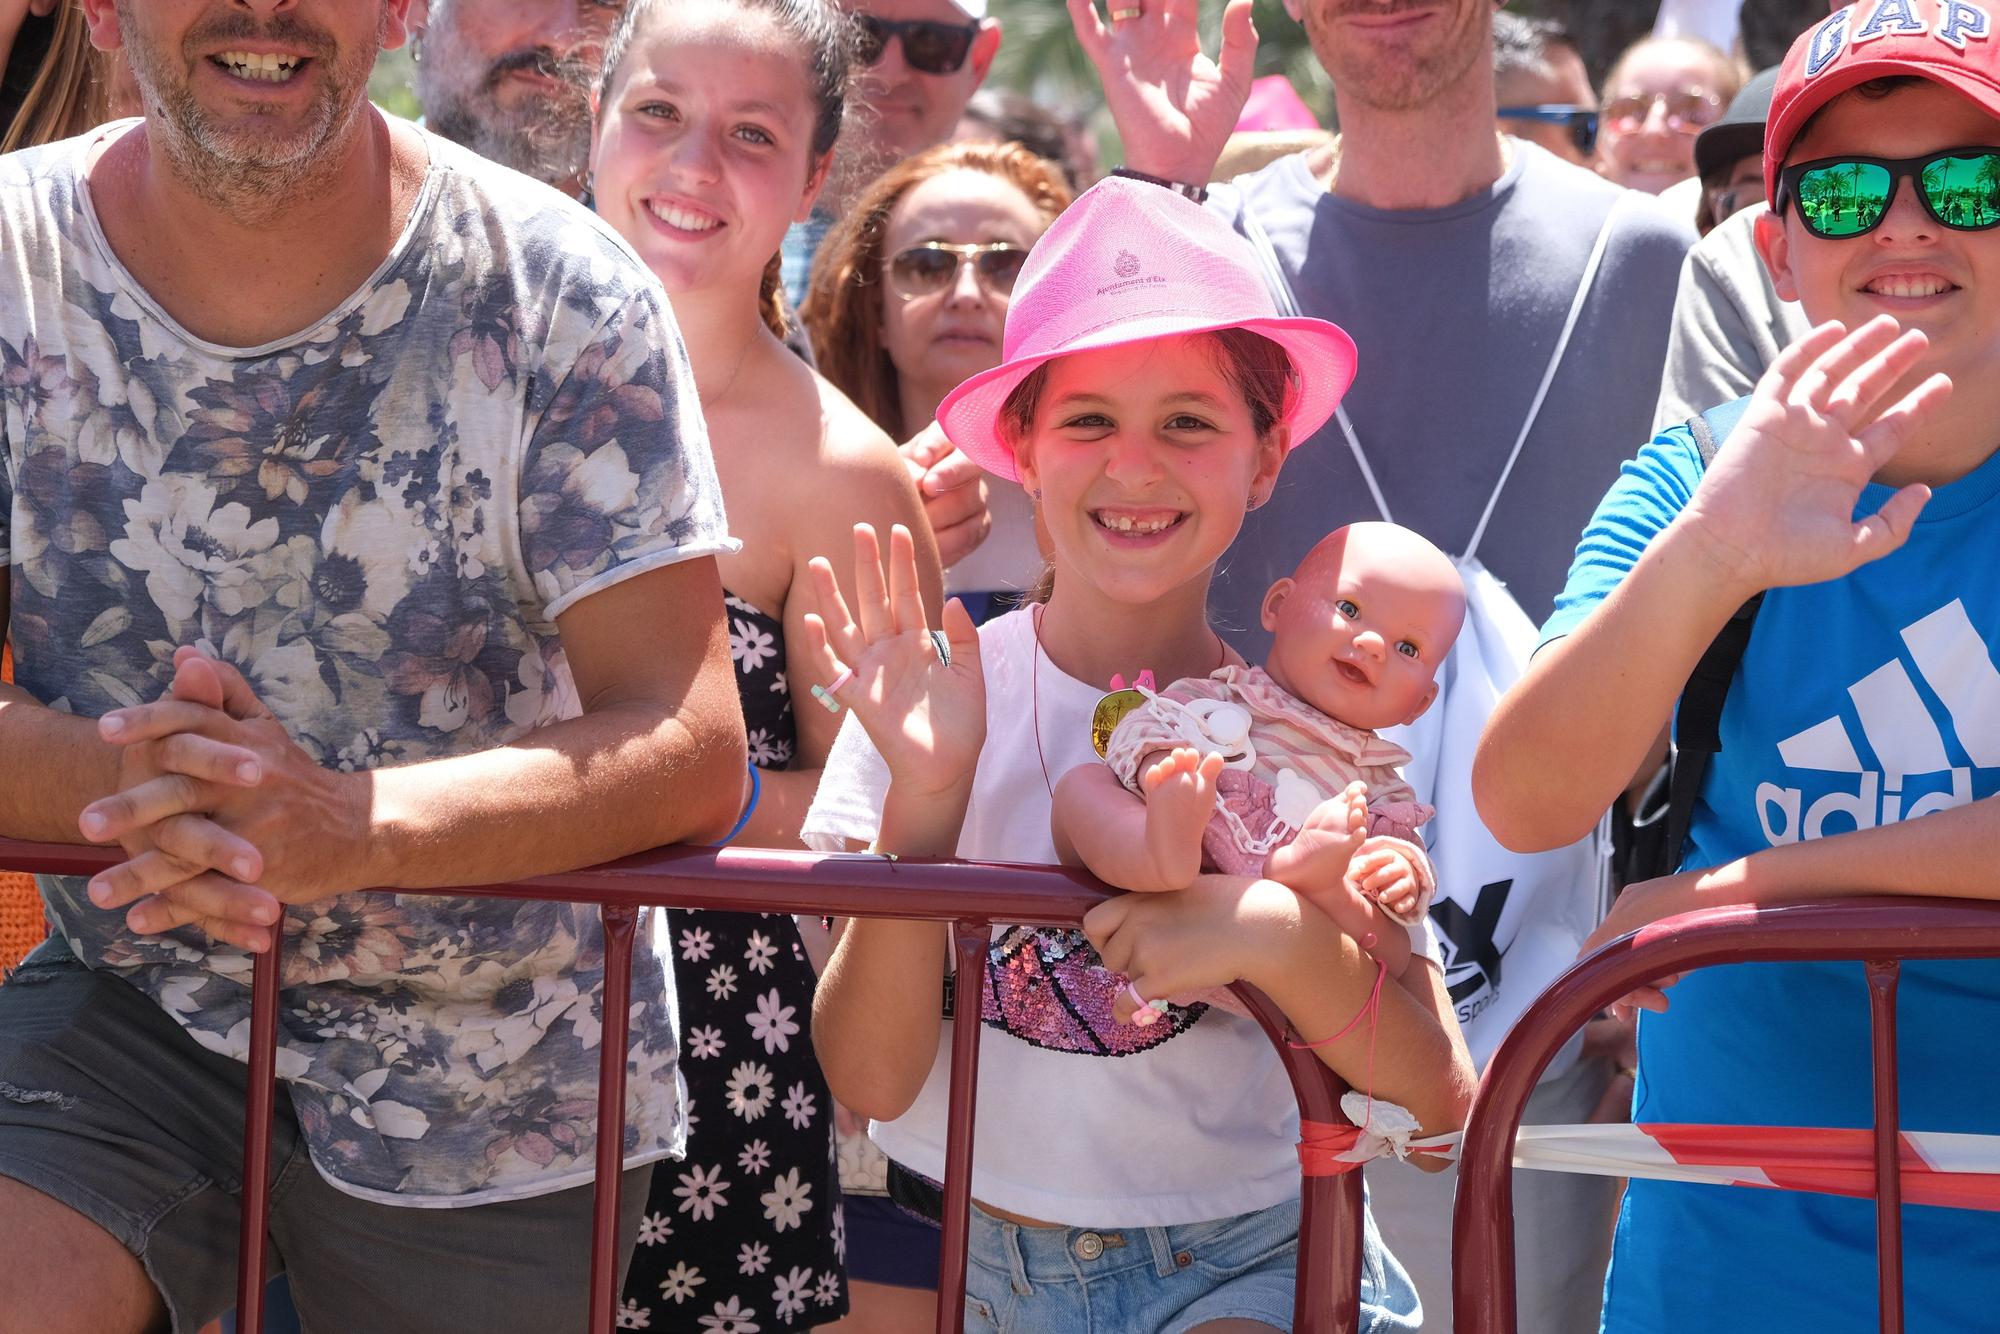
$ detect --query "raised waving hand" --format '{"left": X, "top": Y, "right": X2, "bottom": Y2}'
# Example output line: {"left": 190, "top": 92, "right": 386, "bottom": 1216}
{"left": 1067, "top": 0, "right": 1258, "bottom": 186}
{"left": 1683, "top": 316, "right": 1948, "bottom": 600}
{"left": 802, "top": 524, "right": 986, "bottom": 801}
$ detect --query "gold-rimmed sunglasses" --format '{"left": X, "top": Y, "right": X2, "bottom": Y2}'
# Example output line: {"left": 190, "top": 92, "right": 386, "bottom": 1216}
{"left": 885, "top": 242, "right": 1028, "bottom": 300}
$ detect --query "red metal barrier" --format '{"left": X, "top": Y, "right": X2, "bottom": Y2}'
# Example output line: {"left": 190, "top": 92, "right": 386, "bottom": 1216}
{"left": 1451, "top": 896, "right": 2000, "bottom": 1334}
{"left": 0, "top": 838, "right": 1366, "bottom": 1334}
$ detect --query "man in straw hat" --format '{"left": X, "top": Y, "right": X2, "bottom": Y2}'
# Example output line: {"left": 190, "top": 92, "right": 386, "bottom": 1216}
{"left": 1483, "top": 2, "right": 2000, "bottom": 1327}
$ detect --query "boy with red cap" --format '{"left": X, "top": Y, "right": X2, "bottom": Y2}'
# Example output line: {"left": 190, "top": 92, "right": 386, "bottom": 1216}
{"left": 1478, "top": 1, "right": 2000, "bottom": 1327}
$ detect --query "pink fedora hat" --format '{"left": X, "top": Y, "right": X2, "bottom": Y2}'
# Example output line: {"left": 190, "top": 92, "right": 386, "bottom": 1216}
{"left": 935, "top": 176, "right": 1357, "bottom": 483}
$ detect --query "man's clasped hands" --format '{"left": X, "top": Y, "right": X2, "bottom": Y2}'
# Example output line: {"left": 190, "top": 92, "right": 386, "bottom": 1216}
{"left": 76, "top": 646, "right": 367, "bottom": 953}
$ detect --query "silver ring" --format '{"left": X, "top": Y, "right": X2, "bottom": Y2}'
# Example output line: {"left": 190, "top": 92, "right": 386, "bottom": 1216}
{"left": 930, "top": 629, "right": 952, "bottom": 668}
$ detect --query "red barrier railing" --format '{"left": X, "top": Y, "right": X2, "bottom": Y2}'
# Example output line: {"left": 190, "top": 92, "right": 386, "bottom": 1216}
{"left": 0, "top": 838, "right": 1367, "bottom": 1334}
{"left": 1452, "top": 896, "right": 2000, "bottom": 1334}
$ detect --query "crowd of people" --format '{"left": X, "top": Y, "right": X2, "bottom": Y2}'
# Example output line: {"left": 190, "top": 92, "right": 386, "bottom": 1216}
{"left": 1, "top": 1, "right": 1996, "bottom": 1332}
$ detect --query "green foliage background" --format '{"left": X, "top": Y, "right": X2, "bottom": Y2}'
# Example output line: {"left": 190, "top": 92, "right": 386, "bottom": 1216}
{"left": 370, "top": 44, "right": 419, "bottom": 122}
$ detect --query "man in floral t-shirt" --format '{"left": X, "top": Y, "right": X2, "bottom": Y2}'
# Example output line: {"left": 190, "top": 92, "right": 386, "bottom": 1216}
{"left": 0, "top": 3, "right": 747, "bottom": 1331}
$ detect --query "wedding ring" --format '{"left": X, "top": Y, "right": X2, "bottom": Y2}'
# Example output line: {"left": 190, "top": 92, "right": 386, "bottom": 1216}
{"left": 1110, "top": 5, "right": 1143, "bottom": 20}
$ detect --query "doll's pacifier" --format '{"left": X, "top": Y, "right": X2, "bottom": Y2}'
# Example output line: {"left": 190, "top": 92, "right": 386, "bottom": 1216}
{"left": 1178, "top": 699, "right": 1256, "bottom": 770}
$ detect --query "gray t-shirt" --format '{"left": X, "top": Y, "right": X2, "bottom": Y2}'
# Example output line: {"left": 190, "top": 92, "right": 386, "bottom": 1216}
{"left": 1651, "top": 203, "right": 1811, "bottom": 432}
{"left": 1207, "top": 141, "right": 1694, "bottom": 654}
{"left": 0, "top": 123, "right": 733, "bottom": 1204}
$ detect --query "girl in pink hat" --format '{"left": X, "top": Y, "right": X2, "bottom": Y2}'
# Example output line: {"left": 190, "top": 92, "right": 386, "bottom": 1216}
{"left": 801, "top": 178, "right": 1473, "bottom": 1333}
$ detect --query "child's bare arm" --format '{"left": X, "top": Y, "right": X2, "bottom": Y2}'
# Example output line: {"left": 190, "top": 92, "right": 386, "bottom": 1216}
{"left": 1052, "top": 748, "right": 1223, "bottom": 892}
{"left": 1084, "top": 876, "right": 1476, "bottom": 1151}
{"left": 811, "top": 786, "right": 961, "bottom": 1121}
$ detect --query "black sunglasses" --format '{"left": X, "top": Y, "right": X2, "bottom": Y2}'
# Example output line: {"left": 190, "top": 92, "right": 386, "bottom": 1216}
{"left": 1775, "top": 146, "right": 2000, "bottom": 239}
{"left": 1496, "top": 104, "right": 1599, "bottom": 156}
{"left": 853, "top": 16, "right": 980, "bottom": 76}
{"left": 885, "top": 242, "right": 1027, "bottom": 299}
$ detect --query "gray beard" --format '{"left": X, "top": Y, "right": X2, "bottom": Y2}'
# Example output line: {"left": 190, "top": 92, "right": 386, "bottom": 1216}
{"left": 142, "top": 77, "right": 366, "bottom": 220}
{"left": 425, "top": 99, "right": 590, "bottom": 188}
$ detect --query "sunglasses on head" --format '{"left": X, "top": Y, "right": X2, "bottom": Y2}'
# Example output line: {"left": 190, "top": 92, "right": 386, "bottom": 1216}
{"left": 1496, "top": 104, "right": 1598, "bottom": 156}
{"left": 1601, "top": 87, "right": 1724, "bottom": 134}
{"left": 885, "top": 242, "right": 1027, "bottom": 299}
{"left": 854, "top": 15, "right": 980, "bottom": 76}
{"left": 1775, "top": 147, "right": 2000, "bottom": 239}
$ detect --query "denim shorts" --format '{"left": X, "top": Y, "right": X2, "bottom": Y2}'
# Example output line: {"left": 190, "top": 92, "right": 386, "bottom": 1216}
{"left": 959, "top": 1193, "right": 1422, "bottom": 1333}
{"left": 0, "top": 937, "right": 652, "bottom": 1334}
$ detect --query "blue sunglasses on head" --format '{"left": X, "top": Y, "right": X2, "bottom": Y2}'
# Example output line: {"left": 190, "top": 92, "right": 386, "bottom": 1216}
{"left": 1497, "top": 104, "right": 1599, "bottom": 156}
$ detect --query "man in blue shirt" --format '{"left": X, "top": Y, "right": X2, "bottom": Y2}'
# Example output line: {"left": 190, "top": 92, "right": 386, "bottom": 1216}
{"left": 1479, "top": 2, "right": 2000, "bottom": 1328}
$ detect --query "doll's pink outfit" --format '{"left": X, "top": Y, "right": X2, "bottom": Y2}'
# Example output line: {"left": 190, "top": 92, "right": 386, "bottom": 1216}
{"left": 1103, "top": 665, "right": 1437, "bottom": 924}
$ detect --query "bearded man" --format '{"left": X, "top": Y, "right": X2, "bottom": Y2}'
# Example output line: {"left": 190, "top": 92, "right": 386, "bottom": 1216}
{"left": 413, "top": 0, "right": 620, "bottom": 195}
{"left": 0, "top": 3, "right": 746, "bottom": 1330}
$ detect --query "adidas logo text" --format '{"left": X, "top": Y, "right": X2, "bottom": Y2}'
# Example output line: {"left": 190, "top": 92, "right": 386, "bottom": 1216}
{"left": 1755, "top": 599, "right": 1998, "bottom": 846}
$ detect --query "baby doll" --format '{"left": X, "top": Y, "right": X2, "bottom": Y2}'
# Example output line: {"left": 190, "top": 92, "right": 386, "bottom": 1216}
{"left": 1053, "top": 522, "right": 1467, "bottom": 984}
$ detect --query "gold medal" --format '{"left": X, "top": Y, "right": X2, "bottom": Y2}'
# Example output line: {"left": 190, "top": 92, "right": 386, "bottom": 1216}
{"left": 1091, "top": 688, "right": 1147, "bottom": 756}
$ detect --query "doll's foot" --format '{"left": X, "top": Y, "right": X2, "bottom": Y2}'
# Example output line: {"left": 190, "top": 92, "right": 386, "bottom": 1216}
{"left": 1266, "top": 781, "right": 1368, "bottom": 897}
{"left": 1139, "top": 747, "right": 1224, "bottom": 890}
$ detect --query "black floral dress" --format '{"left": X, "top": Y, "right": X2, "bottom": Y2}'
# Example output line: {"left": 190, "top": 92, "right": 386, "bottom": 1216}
{"left": 620, "top": 596, "right": 847, "bottom": 1331}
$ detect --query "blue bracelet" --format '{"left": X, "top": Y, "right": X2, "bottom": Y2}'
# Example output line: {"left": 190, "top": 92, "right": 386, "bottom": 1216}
{"left": 718, "top": 760, "right": 760, "bottom": 845}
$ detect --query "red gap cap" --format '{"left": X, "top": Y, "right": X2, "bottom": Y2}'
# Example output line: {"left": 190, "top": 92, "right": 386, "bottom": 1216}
{"left": 1766, "top": 0, "right": 2000, "bottom": 207}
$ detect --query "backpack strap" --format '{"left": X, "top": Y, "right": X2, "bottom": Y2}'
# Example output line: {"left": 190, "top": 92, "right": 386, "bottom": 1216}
{"left": 1663, "top": 398, "right": 1763, "bottom": 871}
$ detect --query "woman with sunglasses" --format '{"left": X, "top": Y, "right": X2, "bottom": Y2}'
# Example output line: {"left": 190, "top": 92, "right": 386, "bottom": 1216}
{"left": 1595, "top": 34, "right": 1745, "bottom": 197}
{"left": 805, "top": 141, "right": 1073, "bottom": 624}
{"left": 590, "top": 1, "right": 944, "bottom": 1328}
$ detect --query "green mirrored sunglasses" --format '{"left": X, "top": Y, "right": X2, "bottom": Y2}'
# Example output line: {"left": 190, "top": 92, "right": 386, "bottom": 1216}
{"left": 1776, "top": 147, "right": 2000, "bottom": 239}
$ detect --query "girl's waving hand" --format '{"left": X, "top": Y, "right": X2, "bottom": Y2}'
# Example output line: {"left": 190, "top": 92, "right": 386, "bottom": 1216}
{"left": 803, "top": 523, "right": 986, "bottom": 801}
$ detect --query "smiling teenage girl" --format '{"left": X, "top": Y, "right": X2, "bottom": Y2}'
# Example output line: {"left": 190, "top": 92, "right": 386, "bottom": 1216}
{"left": 590, "top": 1, "right": 943, "bottom": 1326}
{"left": 803, "top": 141, "right": 1073, "bottom": 621}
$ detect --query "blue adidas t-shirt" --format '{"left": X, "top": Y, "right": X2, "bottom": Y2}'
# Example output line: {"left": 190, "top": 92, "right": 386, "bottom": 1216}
{"left": 1542, "top": 412, "right": 2000, "bottom": 1333}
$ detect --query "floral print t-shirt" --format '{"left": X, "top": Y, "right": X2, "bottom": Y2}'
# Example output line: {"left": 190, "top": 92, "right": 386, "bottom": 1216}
{"left": 0, "top": 123, "right": 736, "bottom": 1205}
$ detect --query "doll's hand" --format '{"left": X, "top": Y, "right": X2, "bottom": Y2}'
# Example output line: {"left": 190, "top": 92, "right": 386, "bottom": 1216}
{"left": 1348, "top": 841, "right": 1422, "bottom": 917}
{"left": 803, "top": 524, "right": 986, "bottom": 800}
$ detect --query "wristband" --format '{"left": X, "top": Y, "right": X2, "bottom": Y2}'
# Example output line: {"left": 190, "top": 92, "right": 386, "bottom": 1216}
{"left": 717, "top": 760, "right": 760, "bottom": 845}
{"left": 1110, "top": 166, "right": 1209, "bottom": 205}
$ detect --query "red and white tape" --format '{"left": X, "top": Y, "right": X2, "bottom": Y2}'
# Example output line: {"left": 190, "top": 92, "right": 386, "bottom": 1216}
{"left": 1307, "top": 1098, "right": 2000, "bottom": 1210}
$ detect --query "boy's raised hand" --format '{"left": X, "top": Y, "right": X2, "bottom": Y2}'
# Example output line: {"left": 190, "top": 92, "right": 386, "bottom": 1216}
{"left": 1066, "top": 0, "right": 1257, "bottom": 187}
{"left": 1682, "top": 316, "right": 1948, "bottom": 601}
{"left": 803, "top": 524, "right": 985, "bottom": 801}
